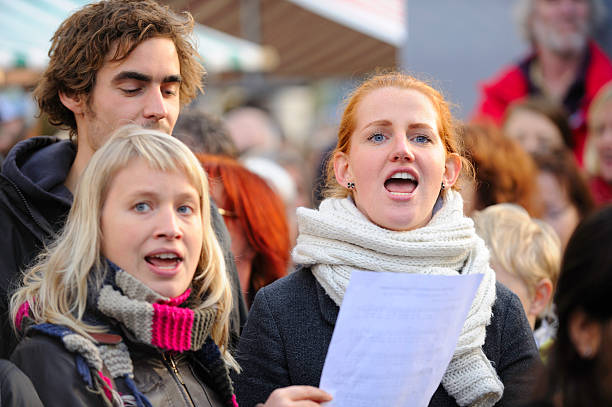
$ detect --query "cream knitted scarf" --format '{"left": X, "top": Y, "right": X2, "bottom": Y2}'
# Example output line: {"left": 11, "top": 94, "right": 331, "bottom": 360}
{"left": 292, "top": 190, "right": 503, "bottom": 407}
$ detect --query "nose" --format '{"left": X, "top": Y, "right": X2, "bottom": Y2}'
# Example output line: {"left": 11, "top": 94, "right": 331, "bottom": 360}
{"left": 391, "top": 135, "right": 415, "bottom": 162}
{"left": 155, "top": 207, "right": 182, "bottom": 240}
{"left": 143, "top": 88, "right": 169, "bottom": 121}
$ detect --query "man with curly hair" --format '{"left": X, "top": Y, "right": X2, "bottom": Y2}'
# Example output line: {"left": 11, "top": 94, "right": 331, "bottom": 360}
{"left": 0, "top": 0, "right": 246, "bottom": 358}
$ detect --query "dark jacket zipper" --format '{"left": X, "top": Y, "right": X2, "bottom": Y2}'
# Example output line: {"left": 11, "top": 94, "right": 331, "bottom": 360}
{"left": 162, "top": 353, "right": 196, "bottom": 407}
{"left": 1, "top": 173, "right": 52, "bottom": 237}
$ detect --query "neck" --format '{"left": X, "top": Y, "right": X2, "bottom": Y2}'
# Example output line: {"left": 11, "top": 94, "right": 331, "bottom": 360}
{"left": 235, "top": 256, "right": 254, "bottom": 301}
{"left": 528, "top": 314, "right": 536, "bottom": 331}
{"left": 536, "top": 46, "right": 584, "bottom": 100}
{"left": 64, "top": 139, "right": 93, "bottom": 194}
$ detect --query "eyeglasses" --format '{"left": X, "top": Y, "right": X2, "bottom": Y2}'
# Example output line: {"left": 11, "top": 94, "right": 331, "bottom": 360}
{"left": 217, "top": 207, "right": 237, "bottom": 218}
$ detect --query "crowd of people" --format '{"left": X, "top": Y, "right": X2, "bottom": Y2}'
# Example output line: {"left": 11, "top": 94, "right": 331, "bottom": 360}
{"left": 0, "top": 0, "right": 612, "bottom": 406}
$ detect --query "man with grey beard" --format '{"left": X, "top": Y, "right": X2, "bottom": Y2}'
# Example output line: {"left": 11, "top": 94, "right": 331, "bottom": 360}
{"left": 474, "top": 0, "right": 612, "bottom": 165}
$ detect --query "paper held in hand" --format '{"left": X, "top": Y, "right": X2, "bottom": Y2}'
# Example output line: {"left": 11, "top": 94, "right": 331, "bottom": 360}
{"left": 319, "top": 271, "right": 483, "bottom": 407}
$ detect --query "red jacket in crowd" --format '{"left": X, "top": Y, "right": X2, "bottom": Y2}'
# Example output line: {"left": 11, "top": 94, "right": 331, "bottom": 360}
{"left": 474, "top": 41, "right": 612, "bottom": 166}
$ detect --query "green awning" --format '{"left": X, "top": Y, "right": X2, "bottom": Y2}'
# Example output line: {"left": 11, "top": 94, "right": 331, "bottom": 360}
{"left": 0, "top": 0, "right": 277, "bottom": 72}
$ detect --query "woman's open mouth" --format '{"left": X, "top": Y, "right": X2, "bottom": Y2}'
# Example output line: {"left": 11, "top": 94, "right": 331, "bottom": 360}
{"left": 145, "top": 253, "right": 183, "bottom": 271}
{"left": 384, "top": 172, "right": 418, "bottom": 196}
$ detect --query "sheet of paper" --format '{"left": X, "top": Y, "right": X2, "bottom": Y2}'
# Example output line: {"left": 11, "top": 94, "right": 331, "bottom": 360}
{"left": 319, "top": 272, "right": 483, "bottom": 407}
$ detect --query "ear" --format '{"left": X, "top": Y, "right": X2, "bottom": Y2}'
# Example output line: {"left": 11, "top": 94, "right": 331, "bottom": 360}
{"left": 443, "top": 153, "right": 462, "bottom": 188}
{"left": 59, "top": 91, "right": 86, "bottom": 115}
{"left": 333, "top": 151, "right": 352, "bottom": 187}
{"left": 528, "top": 278, "right": 553, "bottom": 318}
{"left": 569, "top": 309, "right": 602, "bottom": 359}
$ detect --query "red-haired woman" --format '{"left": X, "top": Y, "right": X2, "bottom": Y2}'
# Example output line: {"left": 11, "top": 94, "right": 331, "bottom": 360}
{"left": 198, "top": 154, "right": 290, "bottom": 307}
{"left": 234, "top": 73, "right": 539, "bottom": 407}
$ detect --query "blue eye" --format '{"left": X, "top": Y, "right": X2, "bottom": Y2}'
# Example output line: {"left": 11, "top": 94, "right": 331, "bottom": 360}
{"left": 413, "top": 134, "right": 431, "bottom": 144}
{"left": 134, "top": 202, "right": 151, "bottom": 212}
{"left": 369, "top": 133, "right": 387, "bottom": 143}
{"left": 177, "top": 205, "right": 193, "bottom": 215}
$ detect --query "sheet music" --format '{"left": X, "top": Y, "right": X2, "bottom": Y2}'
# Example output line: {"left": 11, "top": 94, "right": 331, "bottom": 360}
{"left": 319, "top": 272, "right": 483, "bottom": 407}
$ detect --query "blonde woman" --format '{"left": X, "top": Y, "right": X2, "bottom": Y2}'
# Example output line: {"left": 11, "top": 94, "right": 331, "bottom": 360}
{"left": 584, "top": 81, "right": 612, "bottom": 205}
{"left": 473, "top": 204, "right": 561, "bottom": 350}
{"left": 9, "top": 126, "right": 237, "bottom": 407}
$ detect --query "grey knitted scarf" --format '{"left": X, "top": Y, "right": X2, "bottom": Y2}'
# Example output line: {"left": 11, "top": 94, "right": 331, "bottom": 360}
{"left": 293, "top": 190, "right": 503, "bottom": 407}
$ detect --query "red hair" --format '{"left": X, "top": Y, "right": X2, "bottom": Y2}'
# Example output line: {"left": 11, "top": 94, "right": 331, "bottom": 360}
{"left": 461, "top": 122, "right": 542, "bottom": 217}
{"left": 325, "top": 71, "right": 471, "bottom": 198}
{"left": 197, "top": 154, "right": 289, "bottom": 303}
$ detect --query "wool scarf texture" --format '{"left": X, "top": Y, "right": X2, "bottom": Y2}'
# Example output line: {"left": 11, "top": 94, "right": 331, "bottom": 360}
{"left": 18, "top": 261, "right": 237, "bottom": 407}
{"left": 292, "top": 190, "right": 503, "bottom": 407}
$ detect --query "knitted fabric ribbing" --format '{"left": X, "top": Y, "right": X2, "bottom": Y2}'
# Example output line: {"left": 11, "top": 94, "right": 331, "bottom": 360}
{"left": 18, "top": 261, "right": 237, "bottom": 407}
{"left": 94, "top": 262, "right": 236, "bottom": 406}
{"left": 292, "top": 190, "right": 503, "bottom": 406}
{"left": 97, "top": 269, "right": 217, "bottom": 352}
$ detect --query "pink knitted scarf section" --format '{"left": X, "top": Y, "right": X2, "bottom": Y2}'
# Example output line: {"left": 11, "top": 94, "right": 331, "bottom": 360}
{"left": 97, "top": 269, "right": 216, "bottom": 352}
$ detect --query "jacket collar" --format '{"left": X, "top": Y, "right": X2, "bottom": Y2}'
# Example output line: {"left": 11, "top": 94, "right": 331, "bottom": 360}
{"left": 1, "top": 136, "right": 75, "bottom": 237}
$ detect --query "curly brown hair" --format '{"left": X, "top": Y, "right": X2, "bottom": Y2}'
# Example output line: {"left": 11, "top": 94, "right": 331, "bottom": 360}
{"left": 34, "top": 0, "right": 205, "bottom": 138}
{"left": 461, "top": 122, "right": 542, "bottom": 217}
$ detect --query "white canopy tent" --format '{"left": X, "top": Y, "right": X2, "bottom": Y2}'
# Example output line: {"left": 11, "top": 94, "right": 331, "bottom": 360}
{"left": 0, "top": 0, "right": 277, "bottom": 73}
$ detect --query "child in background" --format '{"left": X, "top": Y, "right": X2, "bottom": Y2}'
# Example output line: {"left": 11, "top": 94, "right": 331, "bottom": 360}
{"left": 473, "top": 204, "right": 561, "bottom": 353}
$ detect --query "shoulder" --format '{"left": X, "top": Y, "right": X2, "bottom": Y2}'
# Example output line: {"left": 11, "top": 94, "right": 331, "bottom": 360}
{"left": 475, "top": 58, "right": 530, "bottom": 122}
{"left": 0, "top": 359, "right": 44, "bottom": 407}
{"left": 484, "top": 282, "right": 538, "bottom": 361}
{"left": 260, "top": 266, "right": 317, "bottom": 295}
{"left": 587, "top": 40, "right": 612, "bottom": 73}
{"left": 484, "top": 283, "right": 540, "bottom": 403}
{"left": 480, "top": 60, "right": 528, "bottom": 94}
{"left": 586, "top": 40, "right": 612, "bottom": 95}
{"left": 11, "top": 330, "right": 105, "bottom": 407}
{"left": 242, "top": 266, "right": 333, "bottom": 340}
{"left": 253, "top": 267, "right": 320, "bottom": 314}
{"left": 10, "top": 332, "right": 76, "bottom": 371}
{"left": 488, "top": 282, "right": 531, "bottom": 337}
{"left": 493, "top": 281, "right": 522, "bottom": 310}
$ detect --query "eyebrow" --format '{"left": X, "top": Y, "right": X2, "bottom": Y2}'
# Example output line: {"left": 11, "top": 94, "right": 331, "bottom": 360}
{"left": 362, "top": 120, "right": 435, "bottom": 131}
{"left": 126, "top": 189, "right": 199, "bottom": 202}
{"left": 112, "top": 71, "right": 182, "bottom": 84}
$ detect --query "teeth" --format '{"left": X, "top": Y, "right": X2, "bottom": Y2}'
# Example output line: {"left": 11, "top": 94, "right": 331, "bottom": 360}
{"left": 390, "top": 172, "right": 416, "bottom": 181}
{"left": 153, "top": 253, "right": 178, "bottom": 259}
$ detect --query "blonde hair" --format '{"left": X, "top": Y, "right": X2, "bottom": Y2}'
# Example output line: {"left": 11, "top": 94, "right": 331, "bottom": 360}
{"left": 585, "top": 80, "right": 612, "bottom": 176}
{"left": 10, "top": 125, "right": 233, "bottom": 363}
{"left": 473, "top": 203, "right": 561, "bottom": 308}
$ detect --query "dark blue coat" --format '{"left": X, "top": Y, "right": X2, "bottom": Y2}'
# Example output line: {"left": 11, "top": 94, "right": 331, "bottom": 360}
{"left": 235, "top": 267, "right": 540, "bottom": 407}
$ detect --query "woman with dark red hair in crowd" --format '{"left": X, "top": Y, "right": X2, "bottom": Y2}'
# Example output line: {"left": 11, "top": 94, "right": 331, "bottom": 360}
{"left": 459, "top": 122, "right": 543, "bottom": 218}
{"left": 198, "top": 154, "right": 290, "bottom": 307}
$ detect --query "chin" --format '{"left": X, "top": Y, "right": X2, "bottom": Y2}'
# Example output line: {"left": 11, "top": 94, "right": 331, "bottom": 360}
{"left": 378, "top": 217, "right": 421, "bottom": 232}
{"left": 151, "top": 284, "right": 183, "bottom": 299}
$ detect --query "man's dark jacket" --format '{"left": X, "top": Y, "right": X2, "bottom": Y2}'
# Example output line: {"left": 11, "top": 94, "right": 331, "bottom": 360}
{"left": 0, "top": 136, "right": 247, "bottom": 358}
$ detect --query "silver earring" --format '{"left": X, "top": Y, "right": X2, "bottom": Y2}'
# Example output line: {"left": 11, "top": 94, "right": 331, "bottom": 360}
{"left": 347, "top": 182, "right": 355, "bottom": 189}
{"left": 441, "top": 182, "right": 445, "bottom": 190}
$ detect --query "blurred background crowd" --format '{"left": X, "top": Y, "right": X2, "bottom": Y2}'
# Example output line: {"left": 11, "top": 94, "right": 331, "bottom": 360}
{"left": 2, "top": 0, "right": 612, "bottom": 310}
